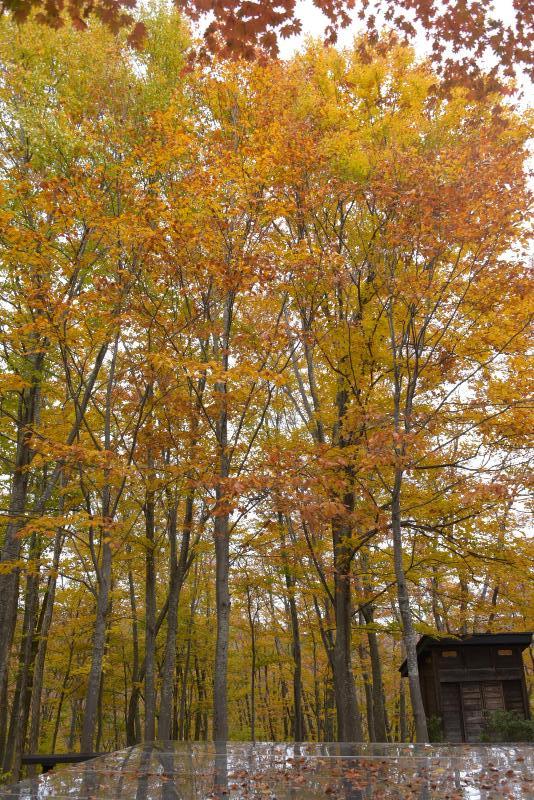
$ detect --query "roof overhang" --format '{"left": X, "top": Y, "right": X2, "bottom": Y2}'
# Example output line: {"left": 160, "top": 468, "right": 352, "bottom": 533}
{"left": 399, "top": 632, "right": 533, "bottom": 676}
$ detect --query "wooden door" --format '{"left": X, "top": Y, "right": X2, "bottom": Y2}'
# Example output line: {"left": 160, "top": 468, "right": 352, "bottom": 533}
{"left": 460, "top": 681, "right": 505, "bottom": 742}
{"left": 441, "top": 684, "right": 463, "bottom": 742}
{"left": 461, "top": 683, "right": 484, "bottom": 742}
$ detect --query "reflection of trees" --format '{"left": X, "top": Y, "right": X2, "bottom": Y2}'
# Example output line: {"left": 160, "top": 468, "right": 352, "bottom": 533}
{"left": 1, "top": 742, "right": 533, "bottom": 798}
{"left": 116, "top": 747, "right": 136, "bottom": 799}
{"left": 159, "top": 748, "right": 181, "bottom": 800}
{"left": 213, "top": 740, "right": 228, "bottom": 799}
{"left": 134, "top": 743, "right": 152, "bottom": 800}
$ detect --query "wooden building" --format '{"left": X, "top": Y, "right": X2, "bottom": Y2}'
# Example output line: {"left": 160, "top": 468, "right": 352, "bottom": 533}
{"left": 399, "top": 632, "right": 532, "bottom": 742}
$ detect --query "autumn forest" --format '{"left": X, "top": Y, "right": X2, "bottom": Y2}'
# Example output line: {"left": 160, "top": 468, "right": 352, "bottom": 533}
{"left": 0, "top": 3, "right": 532, "bottom": 782}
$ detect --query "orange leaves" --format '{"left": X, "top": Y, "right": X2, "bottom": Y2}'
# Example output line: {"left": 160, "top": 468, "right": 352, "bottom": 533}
{"left": 0, "top": 558, "right": 27, "bottom": 575}
{"left": 0, "top": 373, "right": 30, "bottom": 394}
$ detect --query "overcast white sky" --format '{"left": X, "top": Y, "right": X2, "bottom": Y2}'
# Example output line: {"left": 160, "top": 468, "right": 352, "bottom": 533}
{"left": 276, "top": 0, "right": 519, "bottom": 59}
{"left": 270, "top": 0, "right": 532, "bottom": 101}
{"left": 278, "top": 0, "right": 416, "bottom": 58}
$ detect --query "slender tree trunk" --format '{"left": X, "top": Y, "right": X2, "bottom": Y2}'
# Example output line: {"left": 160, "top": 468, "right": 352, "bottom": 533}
{"left": 458, "top": 572, "right": 469, "bottom": 635}
{"left": 0, "top": 669, "right": 8, "bottom": 763}
{"left": 158, "top": 502, "right": 179, "bottom": 741}
{"left": 360, "top": 604, "right": 388, "bottom": 742}
{"left": 357, "top": 636, "right": 375, "bottom": 742}
{"left": 487, "top": 584, "right": 499, "bottom": 628}
{"left": 143, "top": 443, "right": 156, "bottom": 742}
{"left": 387, "top": 310, "right": 428, "bottom": 743}
{"left": 288, "top": 593, "right": 304, "bottom": 741}
{"left": 324, "top": 680, "right": 335, "bottom": 742}
{"left": 0, "top": 369, "right": 42, "bottom": 712}
{"left": 126, "top": 595, "right": 171, "bottom": 745}
{"left": 178, "top": 641, "right": 191, "bottom": 740}
{"left": 430, "top": 569, "right": 445, "bottom": 632}
{"left": 178, "top": 583, "right": 198, "bottom": 740}
{"left": 212, "top": 291, "right": 233, "bottom": 742}
{"left": 332, "top": 508, "right": 363, "bottom": 741}
{"left": 51, "top": 637, "right": 76, "bottom": 752}
{"left": 245, "top": 585, "right": 256, "bottom": 742}
{"left": 81, "top": 336, "right": 118, "bottom": 751}
{"left": 195, "top": 657, "right": 208, "bottom": 740}
{"left": 159, "top": 495, "right": 194, "bottom": 739}
{"left": 95, "top": 671, "right": 105, "bottom": 752}
{"left": 172, "top": 667, "right": 179, "bottom": 740}
{"left": 126, "top": 562, "right": 140, "bottom": 746}
{"left": 81, "top": 532, "right": 112, "bottom": 751}
{"left": 280, "top": 518, "right": 304, "bottom": 741}
{"left": 2, "top": 534, "right": 41, "bottom": 777}
{"left": 391, "top": 469, "right": 428, "bottom": 742}
{"left": 269, "top": 590, "right": 290, "bottom": 739}
{"left": 113, "top": 689, "right": 119, "bottom": 751}
{"left": 310, "top": 630, "right": 321, "bottom": 739}
{"left": 330, "top": 346, "right": 363, "bottom": 742}
{"left": 67, "top": 700, "right": 79, "bottom": 751}
{"left": 399, "top": 679, "right": 408, "bottom": 743}
{"left": 28, "top": 524, "right": 65, "bottom": 754}
{"left": 126, "top": 681, "right": 142, "bottom": 746}
{"left": 213, "top": 497, "right": 230, "bottom": 741}
{"left": 263, "top": 665, "right": 276, "bottom": 740}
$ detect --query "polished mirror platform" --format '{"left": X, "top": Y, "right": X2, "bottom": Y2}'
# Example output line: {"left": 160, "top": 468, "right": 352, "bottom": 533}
{"left": 1, "top": 742, "right": 532, "bottom": 799}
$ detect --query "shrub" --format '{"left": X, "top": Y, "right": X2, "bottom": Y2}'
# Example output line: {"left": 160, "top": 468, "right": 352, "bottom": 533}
{"left": 427, "top": 715, "right": 444, "bottom": 742}
{"left": 481, "top": 710, "right": 534, "bottom": 742}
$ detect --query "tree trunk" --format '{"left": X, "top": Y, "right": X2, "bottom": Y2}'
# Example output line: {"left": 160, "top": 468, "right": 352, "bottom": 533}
{"left": 245, "top": 585, "right": 257, "bottom": 741}
{"left": 67, "top": 699, "right": 79, "bottom": 751}
{"left": 360, "top": 604, "right": 388, "bottom": 742}
{"left": 357, "top": 636, "right": 375, "bottom": 741}
{"left": 52, "top": 637, "right": 76, "bottom": 751}
{"left": 213, "top": 498, "right": 230, "bottom": 741}
{"left": 81, "top": 336, "right": 118, "bottom": 751}
{"left": 81, "top": 532, "right": 112, "bottom": 751}
{"left": 330, "top": 343, "right": 363, "bottom": 742}
{"left": 0, "top": 371, "right": 42, "bottom": 709}
{"left": 126, "top": 561, "right": 140, "bottom": 746}
{"left": 430, "top": 568, "right": 445, "bottom": 632}
{"left": 28, "top": 525, "right": 65, "bottom": 754}
{"left": 143, "top": 448, "right": 156, "bottom": 742}
{"left": 391, "top": 469, "right": 428, "bottom": 742}
{"left": 126, "top": 594, "right": 171, "bottom": 745}
{"left": 95, "top": 671, "right": 105, "bottom": 752}
{"left": 268, "top": 590, "right": 290, "bottom": 739}
{"left": 0, "top": 669, "right": 8, "bottom": 764}
{"left": 332, "top": 511, "right": 363, "bottom": 742}
{"left": 212, "top": 291, "right": 233, "bottom": 742}
{"left": 159, "top": 495, "right": 193, "bottom": 739}
{"left": 178, "top": 579, "right": 198, "bottom": 740}
{"left": 323, "top": 680, "right": 335, "bottom": 742}
{"left": 399, "top": 678, "right": 408, "bottom": 743}
{"left": 280, "top": 518, "right": 305, "bottom": 741}
{"left": 178, "top": 639, "right": 192, "bottom": 740}
{"left": 2, "top": 534, "right": 41, "bottom": 777}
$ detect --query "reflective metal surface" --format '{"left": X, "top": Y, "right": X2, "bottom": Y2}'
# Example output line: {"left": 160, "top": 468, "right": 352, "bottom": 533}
{"left": 1, "top": 741, "right": 532, "bottom": 799}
